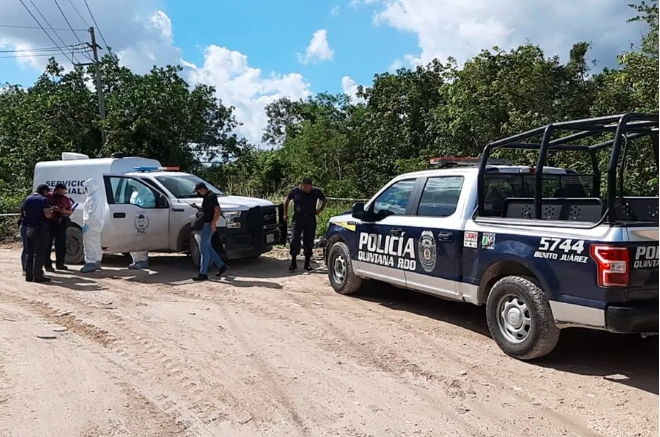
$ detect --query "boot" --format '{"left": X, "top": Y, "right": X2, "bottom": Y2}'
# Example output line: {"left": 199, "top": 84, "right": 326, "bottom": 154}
{"left": 303, "top": 256, "right": 313, "bottom": 271}
{"left": 192, "top": 273, "right": 209, "bottom": 281}
{"left": 288, "top": 257, "right": 297, "bottom": 272}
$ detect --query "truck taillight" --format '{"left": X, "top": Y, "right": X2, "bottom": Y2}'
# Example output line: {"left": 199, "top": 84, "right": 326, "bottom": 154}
{"left": 590, "top": 245, "right": 629, "bottom": 288}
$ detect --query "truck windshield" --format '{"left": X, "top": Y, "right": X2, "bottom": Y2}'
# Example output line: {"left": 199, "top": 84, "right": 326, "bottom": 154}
{"left": 154, "top": 175, "right": 224, "bottom": 199}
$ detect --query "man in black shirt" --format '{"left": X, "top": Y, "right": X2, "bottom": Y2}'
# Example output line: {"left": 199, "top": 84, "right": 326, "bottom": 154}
{"left": 191, "top": 182, "right": 228, "bottom": 281}
{"left": 284, "top": 177, "right": 327, "bottom": 271}
{"left": 21, "top": 184, "right": 57, "bottom": 283}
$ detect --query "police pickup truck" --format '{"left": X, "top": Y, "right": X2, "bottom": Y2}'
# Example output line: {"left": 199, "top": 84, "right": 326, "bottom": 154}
{"left": 324, "top": 113, "right": 659, "bottom": 360}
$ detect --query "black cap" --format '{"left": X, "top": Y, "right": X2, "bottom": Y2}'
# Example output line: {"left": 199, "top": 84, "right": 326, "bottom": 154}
{"left": 193, "top": 182, "right": 207, "bottom": 193}
{"left": 36, "top": 184, "right": 50, "bottom": 195}
{"left": 54, "top": 183, "right": 67, "bottom": 190}
{"left": 302, "top": 177, "right": 313, "bottom": 185}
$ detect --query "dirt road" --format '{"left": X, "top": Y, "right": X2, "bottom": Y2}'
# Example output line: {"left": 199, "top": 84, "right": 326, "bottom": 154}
{"left": 0, "top": 246, "right": 656, "bottom": 437}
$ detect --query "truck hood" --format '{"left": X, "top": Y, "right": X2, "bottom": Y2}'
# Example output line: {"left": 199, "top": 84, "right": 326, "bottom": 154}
{"left": 178, "top": 195, "right": 274, "bottom": 212}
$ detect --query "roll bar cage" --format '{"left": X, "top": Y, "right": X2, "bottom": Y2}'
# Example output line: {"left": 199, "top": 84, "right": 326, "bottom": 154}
{"left": 477, "top": 113, "right": 659, "bottom": 221}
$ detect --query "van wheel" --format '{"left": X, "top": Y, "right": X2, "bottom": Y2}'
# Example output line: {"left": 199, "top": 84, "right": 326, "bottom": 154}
{"left": 486, "top": 276, "right": 560, "bottom": 361}
{"left": 65, "top": 226, "right": 84, "bottom": 265}
{"left": 190, "top": 234, "right": 200, "bottom": 269}
{"left": 327, "top": 241, "right": 362, "bottom": 295}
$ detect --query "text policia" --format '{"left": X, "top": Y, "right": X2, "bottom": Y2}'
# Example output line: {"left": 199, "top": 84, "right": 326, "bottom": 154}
{"left": 358, "top": 232, "right": 417, "bottom": 271}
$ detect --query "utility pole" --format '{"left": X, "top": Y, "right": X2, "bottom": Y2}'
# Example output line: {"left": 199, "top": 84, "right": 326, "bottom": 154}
{"left": 76, "top": 27, "right": 107, "bottom": 151}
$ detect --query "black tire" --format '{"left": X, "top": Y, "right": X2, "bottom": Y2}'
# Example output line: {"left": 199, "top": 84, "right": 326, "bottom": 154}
{"left": 486, "top": 275, "right": 560, "bottom": 360}
{"left": 327, "top": 241, "right": 362, "bottom": 295}
{"left": 65, "top": 226, "right": 84, "bottom": 265}
{"left": 190, "top": 234, "right": 201, "bottom": 269}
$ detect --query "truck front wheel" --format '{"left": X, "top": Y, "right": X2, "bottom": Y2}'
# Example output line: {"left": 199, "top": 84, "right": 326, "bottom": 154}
{"left": 327, "top": 241, "right": 362, "bottom": 295}
{"left": 486, "top": 276, "right": 560, "bottom": 360}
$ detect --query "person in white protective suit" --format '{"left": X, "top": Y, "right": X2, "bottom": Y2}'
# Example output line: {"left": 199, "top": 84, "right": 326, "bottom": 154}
{"left": 128, "top": 183, "right": 155, "bottom": 269}
{"left": 80, "top": 178, "right": 109, "bottom": 273}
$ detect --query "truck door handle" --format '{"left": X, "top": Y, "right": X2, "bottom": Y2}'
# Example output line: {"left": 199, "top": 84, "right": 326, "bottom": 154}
{"left": 390, "top": 228, "right": 403, "bottom": 236}
{"left": 171, "top": 208, "right": 185, "bottom": 212}
{"left": 113, "top": 212, "right": 126, "bottom": 218}
{"left": 437, "top": 231, "right": 453, "bottom": 242}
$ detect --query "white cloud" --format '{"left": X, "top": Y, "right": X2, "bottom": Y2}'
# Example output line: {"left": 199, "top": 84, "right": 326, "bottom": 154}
{"left": 297, "top": 29, "right": 334, "bottom": 64}
{"left": 331, "top": 5, "right": 340, "bottom": 16}
{"left": 0, "top": 0, "right": 313, "bottom": 146}
{"left": 185, "top": 46, "right": 311, "bottom": 145}
{"left": 357, "top": 0, "right": 646, "bottom": 68}
{"left": 341, "top": 75, "right": 362, "bottom": 103}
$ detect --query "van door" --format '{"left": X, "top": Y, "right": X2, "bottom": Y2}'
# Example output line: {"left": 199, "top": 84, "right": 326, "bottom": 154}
{"left": 404, "top": 175, "right": 465, "bottom": 300}
{"left": 102, "top": 175, "right": 170, "bottom": 253}
{"left": 354, "top": 178, "right": 418, "bottom": 288}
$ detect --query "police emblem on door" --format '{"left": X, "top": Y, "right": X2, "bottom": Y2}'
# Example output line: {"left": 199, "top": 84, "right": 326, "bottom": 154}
{"left": 134, "top": 214, "right": 149, "bottom": 234}
{"left": 418, "top": 230, "right": 437, "bottom": 273}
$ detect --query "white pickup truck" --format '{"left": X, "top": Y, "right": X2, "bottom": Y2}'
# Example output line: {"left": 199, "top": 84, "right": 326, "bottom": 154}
{"left": 33, "top": 152, "right": 287, "bottom": 266}
{"left": 324, "top": 113, "right": 659, "bottom": 360}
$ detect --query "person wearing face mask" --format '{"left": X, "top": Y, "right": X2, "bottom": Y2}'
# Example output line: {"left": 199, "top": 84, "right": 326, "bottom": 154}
{"left": 21, "top": 184, "right": 55, "bottom": 282}
{"left": 80, "top": 178, "right": 109, "bottom": 273}
{"left": 128, "top": 183, "right": 156, "bottom": 270}
{"left": 45, "top": 183, "right": 73, "bottom": 272}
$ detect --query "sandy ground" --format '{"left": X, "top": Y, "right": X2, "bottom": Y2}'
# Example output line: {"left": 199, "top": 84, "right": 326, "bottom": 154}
{"left": 0, "top": 246, "right": 656, "bottom": 437}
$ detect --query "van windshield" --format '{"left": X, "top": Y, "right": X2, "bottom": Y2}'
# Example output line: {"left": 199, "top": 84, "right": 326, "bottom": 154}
{"left": 154, "top": 175, "right": 224, "bottom": 199}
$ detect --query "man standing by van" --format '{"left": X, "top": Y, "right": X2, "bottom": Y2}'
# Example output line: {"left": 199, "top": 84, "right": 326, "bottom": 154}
{"left": 192, "top": 182, "right": 227, "bottom": 281}
{"left": 284, "top": 177, "right": 327, "bottom": 272}
{"left": 45, "top": 183, "right": 73, "bottom": 272}
{"left": 21, "top": 184, "right": 56, "bottom": 282}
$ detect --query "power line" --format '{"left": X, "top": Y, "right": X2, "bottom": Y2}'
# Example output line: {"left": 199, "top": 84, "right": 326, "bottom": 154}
{"left": 0, "top": 24, "right": 88, "bottom": 32}
{"left": 82, "top": 0, "right": 108, "bottom": 50}
{"left": 52, "top": 0, "right": 92, "bottom": 61}
{"left": 0, "top": 46, "right": 91, "bottom": 60}
{"left": 66, "top": 0, "right": 90, "bottom": 28}
{"left": 0, "top": 43, "right": 88, "bottom": 54}
{"left": 53, "top": 0, "right": 82, "bottom": 44}
{"left": 16, "top": 0, "right": 74, "bottom": 62}
{"left": 26, "top": 0, "right": 81, "bottom": 63}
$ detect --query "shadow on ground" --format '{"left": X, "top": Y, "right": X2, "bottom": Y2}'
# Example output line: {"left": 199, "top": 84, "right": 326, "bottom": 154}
{"left": 64, "top": 253, "right": 302, "bottom": 288}
{"left": 351, "top": 280, "right": 659, "bottom": 395}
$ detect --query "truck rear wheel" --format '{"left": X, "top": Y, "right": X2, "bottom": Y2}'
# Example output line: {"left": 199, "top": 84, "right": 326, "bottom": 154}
{"left": 327, "top": 241, "right": 362, "bottom": 295}
{"left": 486, "top": 276, "right": 560, "bottom": 360}
{"left": 65, "top": 226, "right": 84, "bottom": 265}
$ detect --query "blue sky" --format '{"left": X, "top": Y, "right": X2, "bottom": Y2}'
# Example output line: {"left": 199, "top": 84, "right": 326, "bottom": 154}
{"left": 0, "top": 0, "right": 647, "bottom": 144}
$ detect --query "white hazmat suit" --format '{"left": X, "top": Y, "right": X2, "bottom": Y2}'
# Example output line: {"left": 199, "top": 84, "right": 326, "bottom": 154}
{"left": 128, "top": 184, "right": 155, "bottom": 269}
{"left": 81, "top": 178, "right": 109, "bottom": 273}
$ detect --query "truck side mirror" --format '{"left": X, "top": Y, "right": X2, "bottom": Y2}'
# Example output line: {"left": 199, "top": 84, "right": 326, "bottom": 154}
{"left": 158, "top": 194, "right": 169, "bottom": 208}
{"left": 351, "top": 202, "right": 365, "bottom": 220}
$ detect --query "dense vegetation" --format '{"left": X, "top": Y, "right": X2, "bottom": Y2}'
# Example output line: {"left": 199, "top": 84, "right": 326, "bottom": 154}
{"left": 0, "top": 0, "right": 657, "bottom": 237}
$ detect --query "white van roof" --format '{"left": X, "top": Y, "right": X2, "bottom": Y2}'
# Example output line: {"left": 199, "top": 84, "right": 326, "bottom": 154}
{"left": 33, "top": 153, "right": 163, "bottom": 192}
{"left": 35, "top": 153, "right": 162, "bottom": 174}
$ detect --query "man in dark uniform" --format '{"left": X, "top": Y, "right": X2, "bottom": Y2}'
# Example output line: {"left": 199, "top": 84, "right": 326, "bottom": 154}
{"left": 45, "top": 183, "right": 73, "bottom": 272}
{"left": 21, "top": 184, "right": 56, "bottom": 283}
{"left": 284, "top": 177, "right": 327, "bottom": 272}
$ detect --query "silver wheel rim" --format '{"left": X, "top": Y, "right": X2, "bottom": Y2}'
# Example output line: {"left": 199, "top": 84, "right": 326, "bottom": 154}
{"left": 496, "top": 293, "right": 532, "bottom": 344}
{"left": 331, "top": 252, "right": 347, "bottom": 285}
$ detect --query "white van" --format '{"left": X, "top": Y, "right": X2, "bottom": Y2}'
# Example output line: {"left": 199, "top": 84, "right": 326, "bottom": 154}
{"left": 33, "top": 152, "right": 287, "bottom": 266}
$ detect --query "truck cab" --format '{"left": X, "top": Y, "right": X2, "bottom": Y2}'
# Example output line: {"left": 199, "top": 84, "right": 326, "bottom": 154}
{"left": 34, "top": 153, "right": 286, "bottom": 265}
{"left": 324, "top": 113, "right": 659, "bottom": 361}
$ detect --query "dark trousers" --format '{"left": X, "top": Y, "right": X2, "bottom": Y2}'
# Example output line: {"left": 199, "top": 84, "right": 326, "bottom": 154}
{"left": 46, "top": 223, "right": 67, "bottom": 268}
{"left": 290, "top": 216, "right": 316, "bottom": 259}
{"left": 25, "top": 226, "right": 49, "bottom": 281}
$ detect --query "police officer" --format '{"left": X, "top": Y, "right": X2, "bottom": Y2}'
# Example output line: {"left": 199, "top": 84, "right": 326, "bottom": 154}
{"left": 21, "top": 184, "right": 56, "bottom": 283}
{"left": 284, "top": 177, "right": 327, "bottom": 272}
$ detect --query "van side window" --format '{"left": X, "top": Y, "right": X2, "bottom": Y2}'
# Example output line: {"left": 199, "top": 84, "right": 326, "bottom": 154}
{"left": 107, "top": 177, "right": 157, "bottom": 208}
{"left": 372, "top": 179, "right": 417, "bottom": 216}
{"left": 416, "top": 176, "right": 464, "bottom": 217}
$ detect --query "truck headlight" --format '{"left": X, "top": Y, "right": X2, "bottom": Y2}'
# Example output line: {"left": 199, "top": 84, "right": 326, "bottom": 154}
{"left": 224, "top": 212, "right": 241, "bottom": 228}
